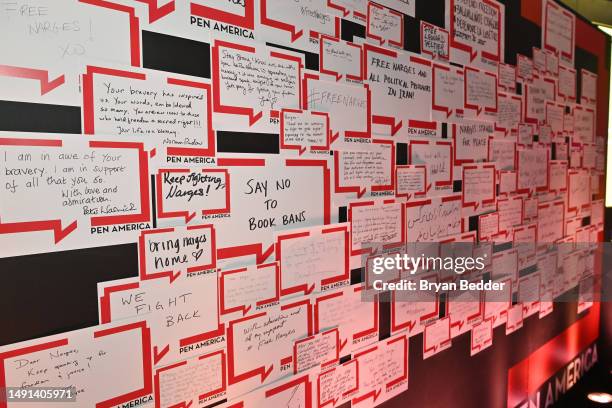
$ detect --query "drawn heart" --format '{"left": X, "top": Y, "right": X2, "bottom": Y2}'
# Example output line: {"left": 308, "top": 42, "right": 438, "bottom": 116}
{"left": 192, "top": 249, "right": 203, "bottom": 261}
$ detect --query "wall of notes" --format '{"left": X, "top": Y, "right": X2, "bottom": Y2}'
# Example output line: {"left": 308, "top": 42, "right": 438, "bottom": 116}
{"left": 0, "top": 0, "right": 608, "bottom": 407}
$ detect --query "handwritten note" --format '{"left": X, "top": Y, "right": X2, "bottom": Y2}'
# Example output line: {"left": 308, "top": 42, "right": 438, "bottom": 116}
{"left": 517, "top": 54, "right": 533, "bottom": 82}
{"left": 489, "top": 138, "right": 515, "bottom": 171}
{"left": 281, "top": 110, "right": 329, "bottom": 154}
{"left": 214, "top": 41, "right": 300, "bottom": 121}
{"left": 406, "top": 196, "right": 462, "bottom": 242}
{"left": 514, "top": 224, "right": 536, "bottom": 270}
{"left": 517, "top": 146, "right": 547, "bottom": 191}
{"left": 518, "top": 123, "right": 533, "bottom": 145}
{"left": 491, "top": 249, "right": 518, "bottom": 281}
{"left": 99, "top": 271, "right": 221, "bottom": 365}
{"left": 558, "top": 65, "right": 576, "bottom": 100}
{"left": 479, "top": 212, "right": 499, "bottom": 241}
{"left": 499, "top": 171, "right": 516, "bottom": 194}
{"left": 470, "top": 319, "right": 492, "bottom": 356}
{"left": 448, "top": 287, "right": 482, "bottom": 338}
{"left": 337, "top": 143, "right": 393, "bottom": 195}
{"left": 375, "top": 0, "right": 415, "bottom": 16}
{"left": 518, "top": 273, "right": 540, "bottom": 317}
{"left": 462, "top": 165, "right": 495, "bottom": 209}
{"left": 350, "top": 201, "right": 402, "bottom": 253}
{"left": 546, "top": 50, "right": 559, "bottom": 75}
{"left": 367, "top": 3, "right": 403, "bottom": 48}
{"left": 453, "top": 121, "right": 492, "bottom": 163}
{"left": 157, "top": 168, "right": 228, "bottom": 221}
{"left": 227, "top": 301, "right": 310, "bottom": 385}
{"left": 294, "top": 329, "right": 338, "bottom": 373}
{"left": 568, "top": 169, "right": 590, "bottom": 212}
{"left": 278, "top": 224, "right": 348, "bottom": 295}
{"left": 0, "top": 321, "right": 150, "bottom": 407}
{"left": 262, "top": 0, "right": 337, "bottom": 43}
{"left": 219, "top": 263, "right": 279, "bottom": 318}
{"left": 582, "top": 144, "right": 596, "bottom": 169}
{"left": 199, "top": 158, "right": 328, "bottom": 258}
{"left": 318, "top": 361, "right": 358, "bottom": 407}
{"left": 321, "top": 37, "right": 362, "bottom": 81}
{"left": 157, "top": 351, "right": 225, "bottom": 408}
{"left": 498, "top": 63, "right": 516, "bottom": 91}
{"left": 0, "top": 136, "right": 148, "bottom": 257}
{"left": 483, "top": 278, "right": 511, "bottom": 327}
{"left": 423, "top": 317, "right": 451, "bottom": 359}
{"left": 353, "top": 335, "right": 408, "bottom": 406}
{"left": 496, "top": 93, "right": 521, "bottom": 133}
{"left": 465, "top": 67, "right": 497, "bottom": 118}
{"left": 87, "top": 67, "right": 212, "bottom": 155}
{"left": 546, "top": 101, "right": 565, "bottom": 136}
{"left": 542, "top": 0, "right": 575, "bottom": 66}
{"left": 533, "top": 47, "right": 546, "bottom": 72}
{"left": 574, "top": 107, "right": 594, "bottom": 144}
{"left": 421, "top": 21, "right": 449, "bottom": 60}
{"left": 549, "top": 160, "right": 567, "bottom": 192}
{"left": 498, "top": 197, "right": 523, "bottom": 232}
{"left": 505, "top": 304, "right": 523, "bottom": 334}
{"left": 396, "top": 165, "right": 426, "bottom": 199}
{"left": 432, "top": 64, "right": 463, "bottom": 120}
{"left": 0, "top": 0, "right": 134, "bottom": 69}
{"left": 230, "top": 373, "right": 309, "bottom": 407}
{"left": 581, "top": 69, "right": 597, "bottom": 105}
{"left": 392, "top": 275, "right": 438, "bottom": 335}
{"left": 537, "top": 201, "right": 564, "bottom": 243}
{"left": 305, "top": 76, "right": 369, "bottom": 140}
{"left": 525, "top": 76, "right": 554, "bottom": 123}
{"left": 448, "top": 0, "right": 503, "bottom": 70}
{"left": 410, "top": 140, "right": 452, "bottom": 193}
{"left": 366, "top": 46, "right": 432, "bottom": 125}
{"left": 139, "top": 225, "right": 215, "bottom": 280}
{"left": 316, "top": 286, "right": 378, "bottom": 354}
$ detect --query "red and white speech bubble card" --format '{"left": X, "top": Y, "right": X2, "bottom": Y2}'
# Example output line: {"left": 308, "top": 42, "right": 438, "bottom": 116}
{"left": 154, "top": 350, "right": 226, "bottom": 408}
{"left": 98, "top": 270, "right": 224, "bottom": 367}
{"left": 0, "top": 320, "right": 152, "bottom": 408}
{"left": 83, "top": 65, "right": 215, "bottom": 163}
{"left": 277, "top": 223, "right": 350, "bottom": 297}
{"left": 0, "top": 134, "right": 150, "bottom": 257}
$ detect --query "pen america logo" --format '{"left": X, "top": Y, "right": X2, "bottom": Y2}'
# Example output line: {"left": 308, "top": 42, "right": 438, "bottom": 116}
{"left": 518, "top": 343, "right": 598, "bottom": 408}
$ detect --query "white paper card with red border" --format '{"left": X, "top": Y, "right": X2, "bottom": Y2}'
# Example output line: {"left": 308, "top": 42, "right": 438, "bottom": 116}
{"left": 316, "top": 359, "right": 359, "bottom": 408}
{"left": 0, "top": 320, "right": 153, "bottom": 408}
{"left": 226, "top": 299, "right": 311, "bottom": 396}
{"left": 211, "top": 40, "right": 303, "bottom": 131}
{"left": 0, "top": 133, "right": 151, "bottom": 258}
{"left": 423, "top": 316, "right": 451, "bottom": 359}
{"left": 367, "top": 2, "right": 404, "bottom": 49}
{"left": 154, "top": 350, "right": 227, "bottom": 408}
{"left": 505, "top": 304, "right": 524, "bottom": 334}
{"left": 470, "top": 318, "right": 493, "bottom": 356}
{"left": 421, "top": 21, "right": 450, "bottom": 61}
{"left": 82, "top": 64, "right": 215, "bottom": 165}
{"left": 352, "top": 334, "right": 408, "bottom": 407}
{"left": 314, "top": 285, "right": 379, "bottom": 355}
{"left": 276, "top": 223, "right": 350, "bottom": 297}
{"left": 365, "top": 45, "right": 432, "bottom": 135}
{"left": 97, "top": 271, "right": 224, "bottom": 368}
{"left": 445, "top": 0, "right": 505, "bottom": 72}
{"left": 0, "top": 0, "right": 138, "bottom": 72}
{"left": 259, "top": 0, "right": 339, "bottom": 53}
{"left": 405, "top": 195, "right": 462, "bottom": 242}
{"left": 542, "top": 0, "right": 575, "bottom": 67}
